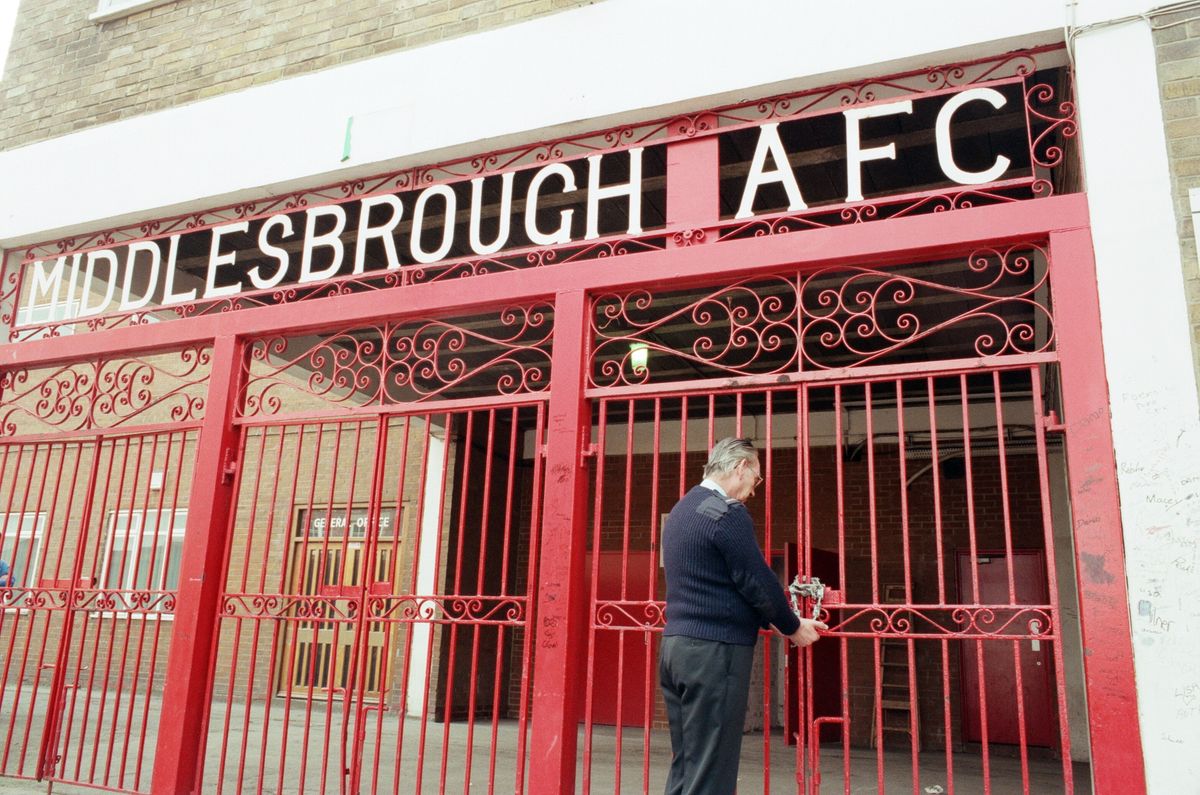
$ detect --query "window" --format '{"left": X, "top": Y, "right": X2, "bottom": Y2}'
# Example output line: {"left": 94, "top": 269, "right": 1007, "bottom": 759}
{"left": 90, "top": 0, "right": 181, "bottom": 23}
{"left": 0, "top": 512, "right": 45, "bottom": 605}
{"left": 16, "top": 297, "right": 78, "bottom": 339}
{"left": 100, "top": 508, "right": 186, "bottom": 616}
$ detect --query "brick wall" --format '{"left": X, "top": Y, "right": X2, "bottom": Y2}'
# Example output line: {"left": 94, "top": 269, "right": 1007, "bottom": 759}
{"left": 0, "top": 0, "right": 598, "bottom": 150}
{"left": 1154, "top": 9, "right": 1200, "bottom": 392}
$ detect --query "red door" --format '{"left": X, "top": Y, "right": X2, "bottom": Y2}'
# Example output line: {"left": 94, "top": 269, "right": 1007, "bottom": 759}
{"left": 585, "top": 551, "right": 658, "bottom": 727}
{"left": 958, "top": 551, "right": 1056, "bottom": 748}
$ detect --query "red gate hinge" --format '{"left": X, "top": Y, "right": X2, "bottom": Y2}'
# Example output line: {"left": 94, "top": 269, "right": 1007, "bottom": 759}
{"left": 221, "top": 447, "right": 239, "bottom": 484}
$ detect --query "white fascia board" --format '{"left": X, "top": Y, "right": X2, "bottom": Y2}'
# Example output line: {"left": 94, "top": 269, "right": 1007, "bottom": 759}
{"left": 0, "top": 0, "right": 1073, "bottom": 246}
{"left": 1073, "top": 18, "right": 1200, "bottom": 792}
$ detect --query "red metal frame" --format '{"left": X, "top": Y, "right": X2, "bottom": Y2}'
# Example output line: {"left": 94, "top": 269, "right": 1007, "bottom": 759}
{"left": 0, "top": 49, "right": 1145, "bottom": 795}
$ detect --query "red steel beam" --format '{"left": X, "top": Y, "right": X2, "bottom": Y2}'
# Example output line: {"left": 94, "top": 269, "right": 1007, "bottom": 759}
{"left": 149, "top": 335, "right": 245, "bottom": 795}
{"left": 526, "top": 288, "right": 592, "bottom": 795}
{"left": 0, "top": 195, "right": 1089, "bottom": 369}
{"left": 1046, "top": 227, "right": 1146, "bottom": 793}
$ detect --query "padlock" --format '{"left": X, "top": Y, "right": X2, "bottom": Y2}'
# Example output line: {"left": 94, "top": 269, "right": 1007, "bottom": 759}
{"left": 788, "top": 575, "right": 826, "bottom": 621}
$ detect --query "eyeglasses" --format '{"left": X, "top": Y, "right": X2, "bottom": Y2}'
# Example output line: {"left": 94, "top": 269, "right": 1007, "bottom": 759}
{"left": 745, "top": 463, "right": 763, "bottom": 488}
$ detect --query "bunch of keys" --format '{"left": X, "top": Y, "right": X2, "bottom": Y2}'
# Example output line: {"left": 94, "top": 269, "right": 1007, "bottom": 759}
{"left": 788, "top": 575, "right": 825, "bottom": 621}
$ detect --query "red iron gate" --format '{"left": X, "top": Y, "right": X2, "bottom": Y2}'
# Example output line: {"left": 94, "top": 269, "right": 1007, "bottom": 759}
{"left": 204, "top": 403, "right": 546, "bottom": 794}
{"left": 580, "top": 365, "right": 1083, "bottom": 793}
{"left": 0, "top": 428, "right": 197, "bottom": 794}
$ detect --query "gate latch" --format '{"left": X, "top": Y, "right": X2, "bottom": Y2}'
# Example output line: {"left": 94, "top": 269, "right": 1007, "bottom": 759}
{"left": 789, "top": 576, "right": 825, "bottom": 621}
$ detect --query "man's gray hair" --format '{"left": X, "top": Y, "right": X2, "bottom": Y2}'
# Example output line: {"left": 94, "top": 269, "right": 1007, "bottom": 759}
{"left": 703, "top": 437, "right": 758, "bottom": 479}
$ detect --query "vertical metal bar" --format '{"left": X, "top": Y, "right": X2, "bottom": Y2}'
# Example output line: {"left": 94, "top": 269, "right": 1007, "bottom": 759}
{"left": 73, "top": 434, "right": 135, "bottom": 783}
{"left": 348, "top": 414, "right": 390, "bottom": 795}
{"left": 927, "top": 376, "right": 954, "bottom": 795}
{"left": 217, "top": 425, "right": 270, "bottom": 793}
{"left": 611, "top": 398, "right": 636, "bottom": 794}
{"left": 992, "top": 371, "right": 1032, "bottom": 793}
{"left": 960, "top": 374, "right": 990, "bottom": 794}
{"left": 439, "top": 411, "right": 475, "bottom": 791}
{"left": 514, "top": 402, "right": 546, "bottom": 794}
{"left": 117, "top": 430, "right": 171, "bottom": 788}
{"left": 371, "top": 414, "right": 411, "bottom": 795}
{"left": 795, "top": 388, "right": 807, "bottom": 794}
{"left": 460, "top": 409, "right": 498, "bottom": 794}
{"left": 251, "top": 424, "right": 306, "bottom": 795}
{"left": 865, "top": 382, "right": 886, "bottom": 792}
{"left": 641, "top": 396, "right": 662, "bottom": 794}
{"left": 391, "top": 414, "right": 435, "bottom": 795}
{"left": 135, "top": 430, "right": 189, "bottom": 790}
{"left": 47, "top": 437, "right": 112, "bottom": 782}
{"left": 101, "top": 432, "right": 158, "bottom": 788}
{"left": 761, "top": 390, "right": 773, "bottom": 795}
{"left": 486, "top": 405, "right": 521, "bottom": 792}
{"left": 89, "top": 433, "right": 146, "bottom": 785}
{"left": 832, "top": 385, "right": 850, "bottom": 795}
{"left": 37, "top": 432, "right": 107, "bottom": 782}
{"left": 581, "top": 399, "right": 607, "bottom": 795}
{"left": 414, "top": 412, "right": 455, "bottom": 794}
{"left": 0, "top": 440, "right": 37, "bottom": 771}
{"left": 275, "top": 422, "right": 325, "bottom": 795}
{"left": 895, "top": 380, "right": 919, "bottom": 794}
{"left": 150, "top": 334, "right": 246, "bottom": 795}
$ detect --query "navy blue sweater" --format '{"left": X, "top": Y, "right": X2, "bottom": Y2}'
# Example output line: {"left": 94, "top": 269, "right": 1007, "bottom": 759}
{"left": 662, "top": 485, "right": 801, "bottom": 646}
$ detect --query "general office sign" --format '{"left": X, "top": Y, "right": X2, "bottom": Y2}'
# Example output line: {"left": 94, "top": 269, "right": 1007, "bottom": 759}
{"left": 18, "top": 86, "right": 1026, "bottom": 324}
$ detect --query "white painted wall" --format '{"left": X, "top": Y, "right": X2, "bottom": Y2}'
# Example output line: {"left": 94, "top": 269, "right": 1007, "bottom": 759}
{"left": 0, "top": 0, "right": 1196, "bottom": 785}
{"left": 1073, "top": 18, "right": 1200, "bottom": 792}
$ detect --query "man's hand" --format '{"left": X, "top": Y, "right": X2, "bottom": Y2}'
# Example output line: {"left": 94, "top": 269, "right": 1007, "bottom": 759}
{"left": 787, "top": 618, "right": 827, "bottom": 647}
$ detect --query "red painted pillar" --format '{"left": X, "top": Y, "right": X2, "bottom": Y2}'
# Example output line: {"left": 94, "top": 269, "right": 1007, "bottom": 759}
{"left": 666, "top": 118, "right": 719, "bottom": 246}
{"left": 151, "top": 334, "right": 244, "bottom": 795}
{"left": 527, "top": 132, "right": 725, "bottom": 793}
{"left": 1047, "top": 228, "right": 1147, "bottom": 793}
{"left": 528, "top": 288, "right": 592, "bottom": 795}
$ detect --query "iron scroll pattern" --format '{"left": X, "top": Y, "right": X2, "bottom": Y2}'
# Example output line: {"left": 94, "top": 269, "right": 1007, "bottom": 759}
{"left": 366, "top": 595, "right": 526, "bottom": 626}
{"left": 0, "top": 586, "right": 72, "bottom": 611}
{"left": 219, "top": 593, "right": 526, "bottom": 626}
{"left": 592, "top": 600, "right": 1054, "bottom": 641}
{"left": 71, "top": 588, "right": 177, "bottom": 615}
{"left": 221, "top": 594, "right": 359, "bottom": 622}
{"left": 589, "top": 246, "right": 1053, "bottom": 387}
{"left": 5, "top": 48, "right": 1074, "bottom": 342}
{"left": 241, "top": 303, "right": 553, "bottom": 416}
{"left": 0, "top": 344, "right": 210, "bottom": 436}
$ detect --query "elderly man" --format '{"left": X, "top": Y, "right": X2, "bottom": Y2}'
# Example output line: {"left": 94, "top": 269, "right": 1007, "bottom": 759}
{"left": 659, "top": 437, "right": 825, "bottom": 795}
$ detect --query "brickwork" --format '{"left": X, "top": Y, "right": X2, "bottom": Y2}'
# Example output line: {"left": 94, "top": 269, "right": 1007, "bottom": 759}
{"left": 0, "top": 0, "right": 598, "bottom": 151}
{"left": 1154, "top": 10, "right": 1200, "bottom": 393}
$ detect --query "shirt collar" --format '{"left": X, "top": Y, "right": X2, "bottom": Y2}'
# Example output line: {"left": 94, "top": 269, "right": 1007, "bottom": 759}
{"left": 699, "top": 477, "right": 728, "bottom": 498}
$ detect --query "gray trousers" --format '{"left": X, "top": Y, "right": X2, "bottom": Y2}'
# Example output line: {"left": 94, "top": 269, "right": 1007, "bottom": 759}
{"left": 658, "top": 634, "right": 757, "bottom": 795}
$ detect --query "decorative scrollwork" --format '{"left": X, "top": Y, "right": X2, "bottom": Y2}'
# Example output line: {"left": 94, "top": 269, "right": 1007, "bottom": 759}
{"left": 593, "top": 600, "right": 665, "bottom": 629}
{"left": 589, "top": 246, "right": 1052, "bottom": 385}
{"left": 366, "top": 594, "right": 526, "bottom": 625}
{"left": 1026, "top": 82, "right": 1077, "bottom": 171}
{"left": 816, "top": 604, "right": 1055, "bottom": 639}
{"left": 591, "top": 277, "right": 800, "bottom": 387}
{"left": 72, "top": 589, "right": 177, "bottom": 614}
{"left": 242, "top": 303, "right": 553, "bottom": 415}
{"left": 0, "top": 587, "right": 71, "bottom": 611}
{"left": 221, "top": 593, "right": 359, "bottom": 621}
{"left": 800, "top": 245, "right": 1053, "bottom": 368}
{"left": 0, "top": 344, "right": 211, "bottom": 436}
